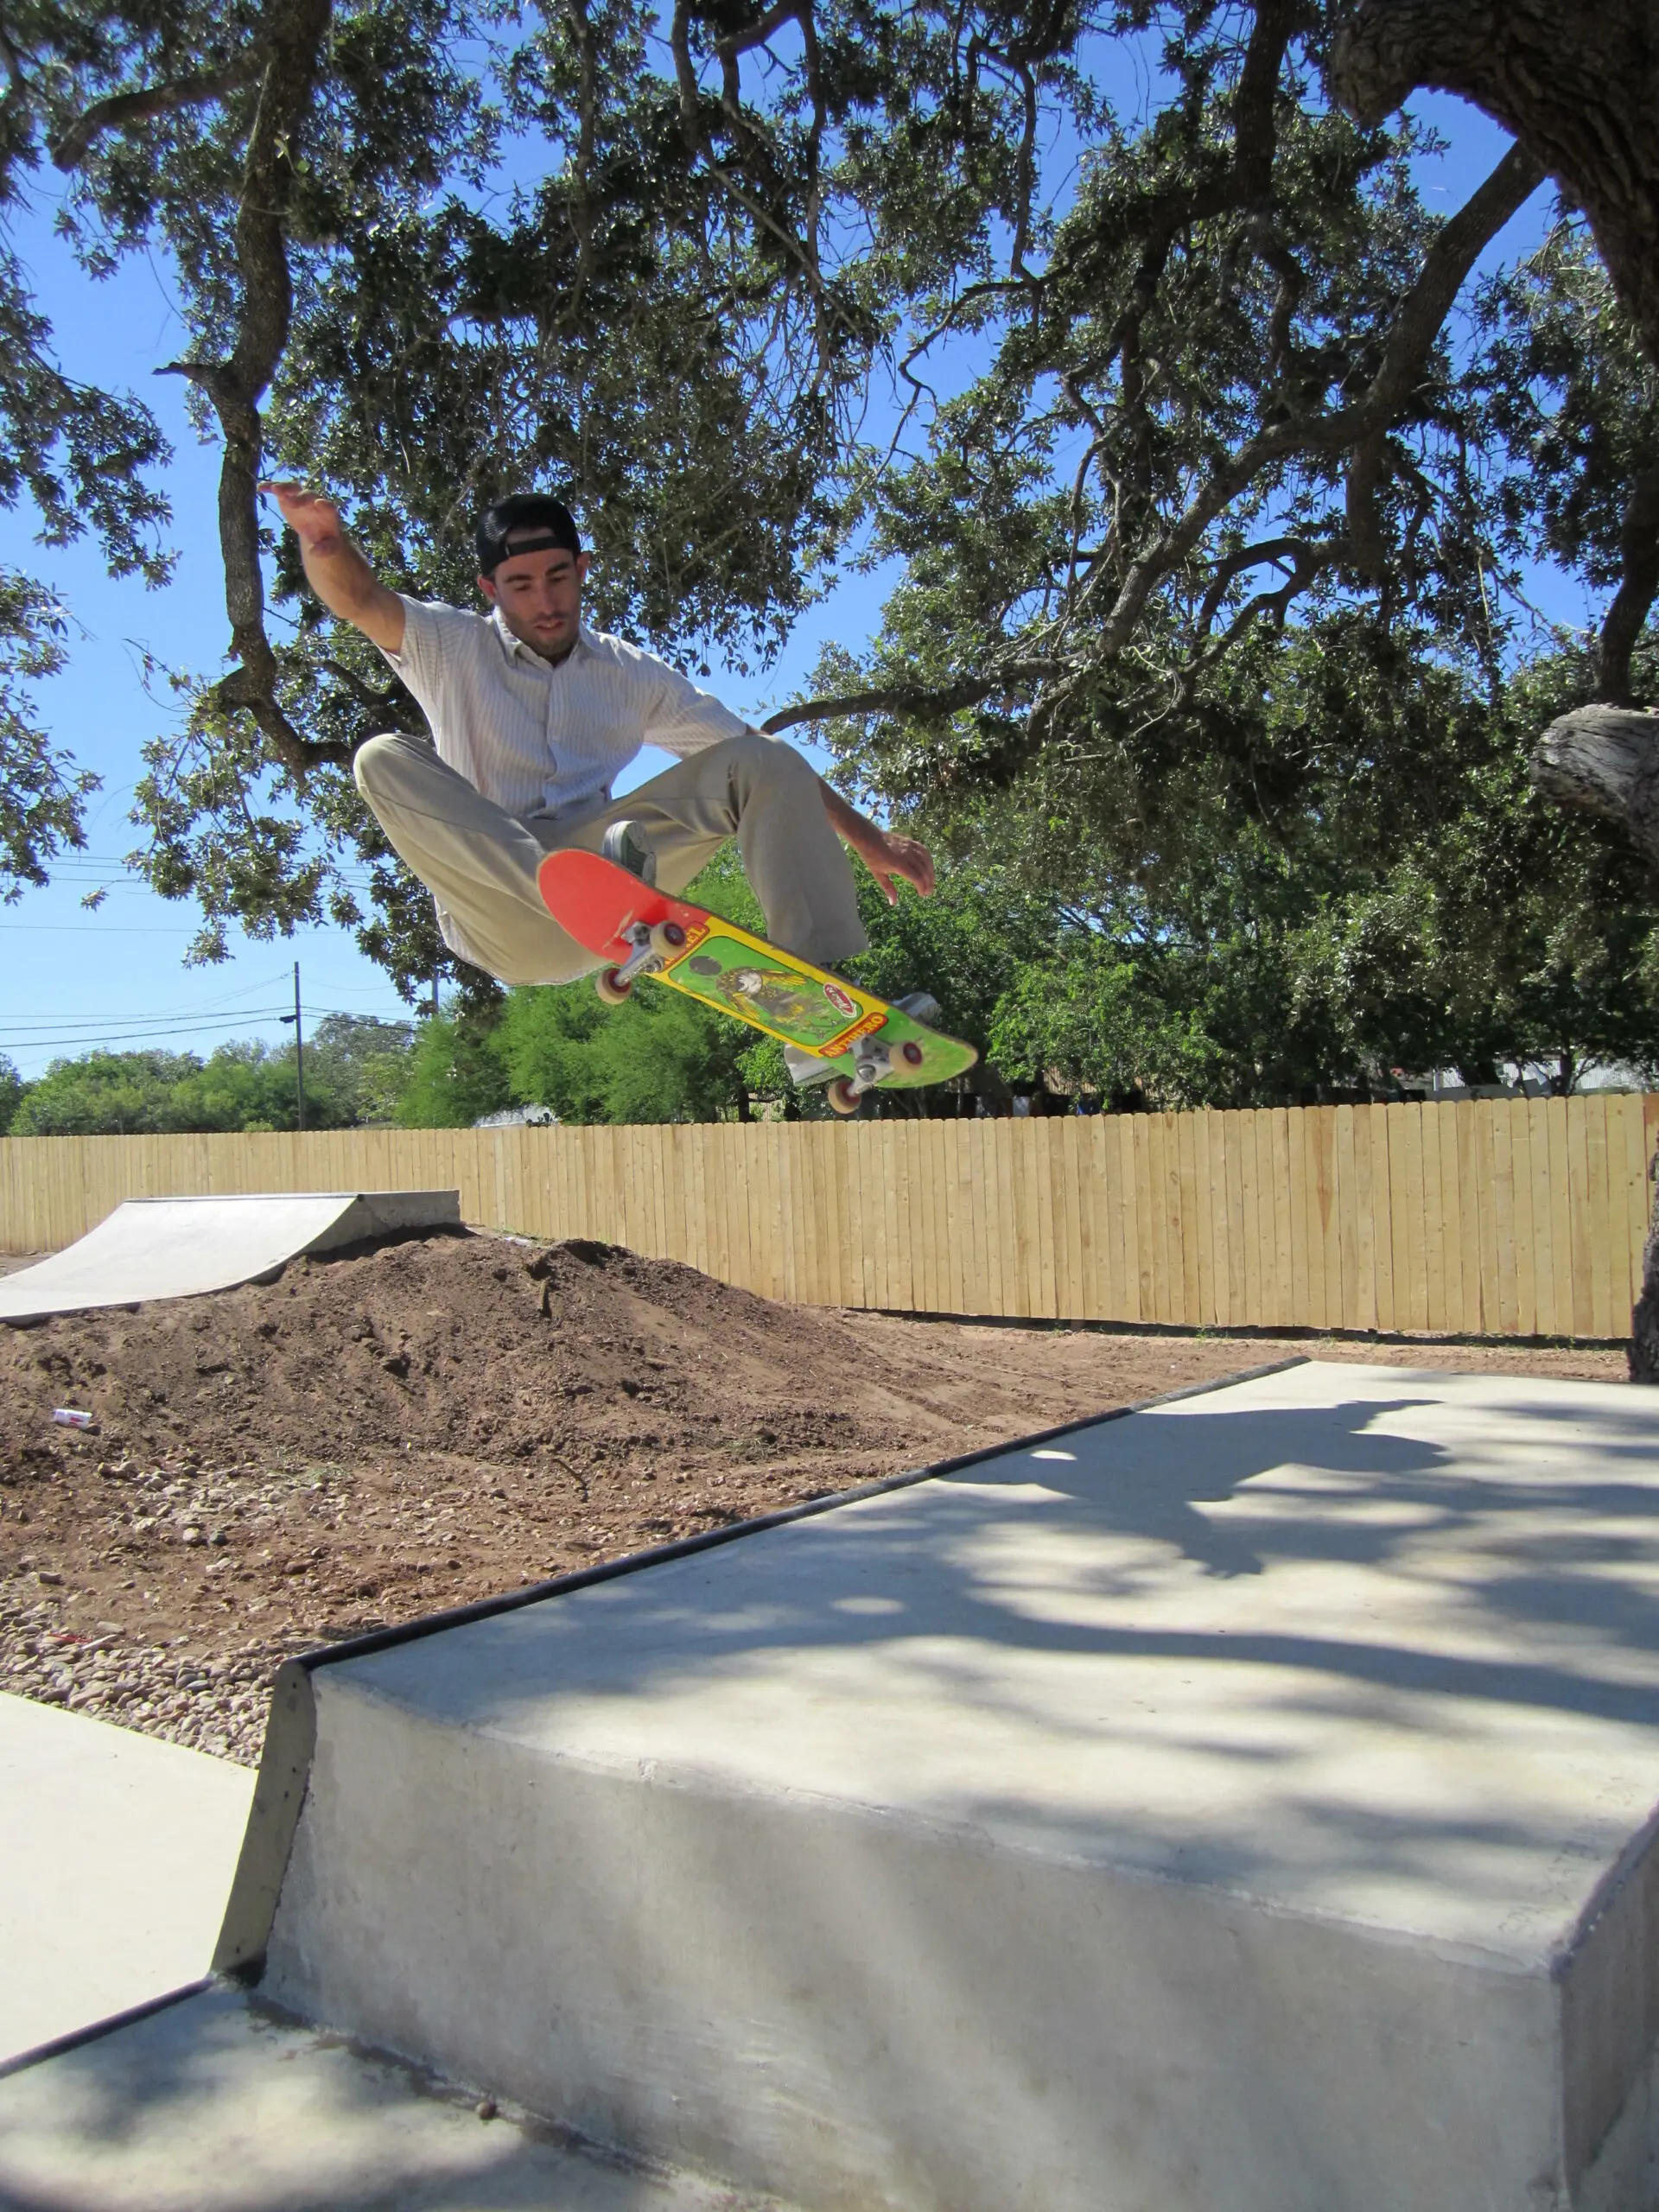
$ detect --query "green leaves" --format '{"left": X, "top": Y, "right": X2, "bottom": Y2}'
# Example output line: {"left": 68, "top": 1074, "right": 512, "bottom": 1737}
{"left": 928, "top": 626, "right": 1659, "bottom": 1104}
{"left": 0, "top": 572, "right": 96, "bottom": 900}
{"left": 11, "top": 1040, "right": 333, "bottom": 1135}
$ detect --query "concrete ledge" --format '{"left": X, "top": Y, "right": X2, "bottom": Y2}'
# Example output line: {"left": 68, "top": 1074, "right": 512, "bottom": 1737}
{"left": 216, "top": 1364, "right": 1306, "bottom": 1980}
{"left": 255, "top": 1365, "right": 1659, "bottom": 2210}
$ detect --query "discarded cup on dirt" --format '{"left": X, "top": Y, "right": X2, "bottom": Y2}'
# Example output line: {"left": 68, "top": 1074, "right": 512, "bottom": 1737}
{"left": 51, "top": 1408, "right": 94, "bottom": 1429}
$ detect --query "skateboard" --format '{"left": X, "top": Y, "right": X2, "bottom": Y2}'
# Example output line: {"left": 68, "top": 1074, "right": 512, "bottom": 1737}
{"left": 537, "top": 849, "right": 978, "bottom": 1115}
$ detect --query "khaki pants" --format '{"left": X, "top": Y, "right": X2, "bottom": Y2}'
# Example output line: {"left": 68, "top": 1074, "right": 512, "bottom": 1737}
{"left": 353, "top": 728, "right": 869, "bottom": 986}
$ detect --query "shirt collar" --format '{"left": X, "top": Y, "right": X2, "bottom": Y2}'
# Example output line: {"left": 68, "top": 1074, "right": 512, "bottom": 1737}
{"left": 490, "top": 604, "right": 593, "bottom": 668}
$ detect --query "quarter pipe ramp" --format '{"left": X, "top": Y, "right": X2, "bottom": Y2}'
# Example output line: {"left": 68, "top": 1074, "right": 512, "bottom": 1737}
{"left": 0, "top": 1191, "right": 461, "bottom": 1324}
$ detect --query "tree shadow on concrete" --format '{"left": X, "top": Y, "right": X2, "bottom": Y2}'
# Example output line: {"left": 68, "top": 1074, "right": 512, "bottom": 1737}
{"left": 404, "top": 1383, "right": 1659, "bottom": 1734}
{"left": 0, "top": 1984, "right": 751, "bottom": 2212}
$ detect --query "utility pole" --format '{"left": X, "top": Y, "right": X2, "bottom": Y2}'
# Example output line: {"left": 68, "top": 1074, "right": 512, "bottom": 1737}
{"left": 430, "top": 967, "right": 440, "bottom": 1020}
{"left": 280, "top": 961, "right": 306, "bottom": 1131}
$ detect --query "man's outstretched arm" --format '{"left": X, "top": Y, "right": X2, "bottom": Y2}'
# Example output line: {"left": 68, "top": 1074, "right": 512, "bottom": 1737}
{"left": 817, "top": 779, "right": 936, "bottom": 905}
{"left": 263, "top": 482, "right": 407, "bottom": 655}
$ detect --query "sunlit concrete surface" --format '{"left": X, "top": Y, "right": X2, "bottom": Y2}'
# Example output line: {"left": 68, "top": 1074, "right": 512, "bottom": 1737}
{"left": 0, "top": 1188, "right": 460, "bottom": 1321}
{"left": 0, "top": 1694, "right": 253, "bottom": 2063}
{"left": 262, "top": 1363, "right": 1659, "bottom": 2211}
{"left": 0, "top": 1982, "right": 800, "bottom": 2211}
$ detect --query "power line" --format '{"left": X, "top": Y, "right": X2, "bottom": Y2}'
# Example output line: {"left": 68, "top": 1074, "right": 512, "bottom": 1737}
{"left": 1, "top": 1012, "right": 294, "bottom": 1049}
{"left": 0, "top": 968, "right": 297, "bottom": 1029}
{"left": 3, "top": 1012, "right": 416, "bottom": 1054}
{"left": 1, "top": 1007, "right": 289, "bottom": 1037}
{"left": 3, "top": 987, "right": 295, "bottom": 1027}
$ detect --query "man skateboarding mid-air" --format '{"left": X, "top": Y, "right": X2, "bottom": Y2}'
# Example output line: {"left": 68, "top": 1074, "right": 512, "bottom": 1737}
{"left": 264, "top": 486, "right": 941, "bottom": 1084}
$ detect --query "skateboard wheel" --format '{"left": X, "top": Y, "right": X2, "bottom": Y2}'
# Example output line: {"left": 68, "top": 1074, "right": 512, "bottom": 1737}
{"left": 649, "top": 920, "right": 687, "bottom": 960}
{"left": 899, "top": 1039, "right": 925, "bottom": 1068}
{"left": 595, "top": 967, "right": 633, "bottom": 1005}
{"left": 826, "top": 1077, "right": 862, "bottom": 1117}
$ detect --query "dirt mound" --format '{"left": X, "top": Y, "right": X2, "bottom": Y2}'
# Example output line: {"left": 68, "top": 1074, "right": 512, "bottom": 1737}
{"left": 0, "top": 1229, "right": 938, "bottom": 1483}
{"left": 0, "top": 1229, "right": 1627, "bottom": 1764}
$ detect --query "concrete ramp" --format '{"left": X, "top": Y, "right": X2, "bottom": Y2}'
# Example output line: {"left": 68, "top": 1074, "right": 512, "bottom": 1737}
{"left": 204, "top": 1360, "right": 1659, "bottom": 2212}
{"left": 0, "top": 1191, "right": 461, "bottom": 1323}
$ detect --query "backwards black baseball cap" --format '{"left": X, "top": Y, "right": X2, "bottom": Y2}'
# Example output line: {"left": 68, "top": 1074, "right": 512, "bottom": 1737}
{"left": 475, "top": 493, "right": 582, "bottom": 575}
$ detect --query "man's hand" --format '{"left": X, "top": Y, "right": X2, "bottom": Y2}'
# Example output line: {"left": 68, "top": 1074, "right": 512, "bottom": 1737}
{"left": 259, "top": 481, "right": 405, "bottom": 653}
{"left": 849, "top": 822, "right": 937, "bottom": 905}
{"left": 261, "top": 481, "right": 347, "bottom": 555}
{"left": 817, "top": 777, "right": 937, "bottom": 903}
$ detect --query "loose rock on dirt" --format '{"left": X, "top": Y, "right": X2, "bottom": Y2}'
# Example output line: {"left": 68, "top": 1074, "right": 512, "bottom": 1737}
{"left": 0, "top": 1229, "right": 1626, "bottom": 1764}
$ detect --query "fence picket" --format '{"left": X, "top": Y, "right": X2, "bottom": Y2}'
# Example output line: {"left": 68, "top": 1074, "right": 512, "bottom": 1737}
{"left": 1335, "top": 1107, "right": 1360, "bottom": 1332}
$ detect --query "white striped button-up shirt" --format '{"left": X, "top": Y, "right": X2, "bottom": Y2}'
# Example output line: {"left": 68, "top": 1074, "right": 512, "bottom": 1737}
{"left": 381, "top": 597, "right": 752, "bottom": 819}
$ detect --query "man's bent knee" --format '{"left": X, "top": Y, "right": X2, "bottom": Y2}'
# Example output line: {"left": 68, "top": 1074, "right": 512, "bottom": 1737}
{"left": 352, "top": 731, "right": 410, "bottom": 800}
{"left": 728, "top": 728, "right": 815, "bottom": 793}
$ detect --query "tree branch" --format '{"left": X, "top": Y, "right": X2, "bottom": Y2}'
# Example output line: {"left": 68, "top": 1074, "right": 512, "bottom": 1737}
{"left": 1333, "top": 0, "right": 1659, "bottom": 370}
{"left": 318, "top": 655, "right": 420, "bottom": 723}
{"left": 1084, "top": 141, "right": 1541, "bottom": 656}
{"left": 1065, "top": 0, "right": 1301, "bottom": 294}
{"left": 1345, "top": 141, "right": 1543, "bottom": 578}
{"left": 1193, "top": 537, "right": 1320, "bottom": 639}
{"left": 211, "top": 668, "right": 351, "bottom": 768}
{"left": 1366, "top": 143, "right": 1544, "bottom": 420}
{"left": 1158, "top": 538, "right": 1339, "bottom": 722}
{"left": 1599, "top": 461, "right": 1659, "bottom": 705}
{"left": 1330, "top": 0, "right": 1498, "bottom": 129}
{"left": 714, "top": 0, "right": 807, "bottom": 66}
{"left": 760, "top": 662, "right": 1062, "bottom": 734}
{"left": 169, "top": 0, "right": 332, "bottom": 779}
{"left": 52, "top": 59, "right": 261, "bottom": 170}
{"left": 669, "top": 0, "right": 702, "bottom": 152}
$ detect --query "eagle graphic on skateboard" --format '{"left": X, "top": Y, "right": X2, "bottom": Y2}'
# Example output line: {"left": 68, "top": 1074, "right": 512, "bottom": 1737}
{"left": 537, "top": 849, "right": 977, "bottom": 1115}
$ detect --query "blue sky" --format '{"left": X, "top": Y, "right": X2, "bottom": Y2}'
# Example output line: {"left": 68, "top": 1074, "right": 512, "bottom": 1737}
{"left": 0, "top": 81, "right": 1570, "bottom": 1080}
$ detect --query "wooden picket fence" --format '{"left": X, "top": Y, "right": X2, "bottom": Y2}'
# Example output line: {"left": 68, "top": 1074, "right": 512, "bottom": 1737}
{"left": 1, "top": 1092, "right": 1654, "bottom": 1338}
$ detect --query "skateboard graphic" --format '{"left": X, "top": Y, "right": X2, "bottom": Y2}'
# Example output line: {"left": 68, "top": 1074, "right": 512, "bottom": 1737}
{"left": 537, "top": 849, "right": 978, "bottom": 1115}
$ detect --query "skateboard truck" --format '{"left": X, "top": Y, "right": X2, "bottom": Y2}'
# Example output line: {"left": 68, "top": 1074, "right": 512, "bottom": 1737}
{"left": 595, "top": 918, "right": 688, "bottom": 1004}
{"left": 822, "top": 1027, "right": 929, "bottom": 1115}
{"left": 849, "top": 1037, "right": 894, "bottom": 1092}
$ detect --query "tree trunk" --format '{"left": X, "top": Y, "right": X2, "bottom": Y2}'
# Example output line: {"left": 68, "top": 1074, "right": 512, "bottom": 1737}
{"left": 1631, "top": 1175, "right": 1659, "bottom": 1383}
{"left": 1531, "top": 704, "right": 1659, "bottom": 864}
{"left": 1332, "top": 0, "right": 1659, "bottom": 371}
{"left": 1530, "top": 703, "right": 1659, "bottom": 1376}
{"left": 1329, "top": 9, "right": 1659, "bottom": 1372}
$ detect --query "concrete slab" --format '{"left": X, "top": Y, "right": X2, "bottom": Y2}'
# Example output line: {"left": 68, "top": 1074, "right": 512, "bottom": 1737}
{"left": 249, "top": 1363, "right": 1659, "bottom": 2212}
{"left": 0, "top": 1982, "right": 801, "bottom": 2210}
{"left": 0, "top": 1694, "right": 254, "bottom": 2062}
{"left": 0, "top": 1190, "right": 461, "bottom": 1323}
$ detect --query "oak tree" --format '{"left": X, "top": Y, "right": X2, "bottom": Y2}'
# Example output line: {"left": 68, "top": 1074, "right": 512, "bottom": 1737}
{"left": 8, "top": 0, "right": 1659, "bottom": 1347}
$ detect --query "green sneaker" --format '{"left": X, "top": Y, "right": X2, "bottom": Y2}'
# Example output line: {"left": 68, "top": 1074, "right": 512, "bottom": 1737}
{"left": 601, "top": 819, "right": 658, "bottom": 887}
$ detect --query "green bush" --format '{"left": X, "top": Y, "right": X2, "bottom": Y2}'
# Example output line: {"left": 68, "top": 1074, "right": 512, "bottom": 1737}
{"left": 8, "top": 1043, "right": 352, "bottom": 1135}
{"left": 392, "top": 1012, "right": 514, "bottom": 1128}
